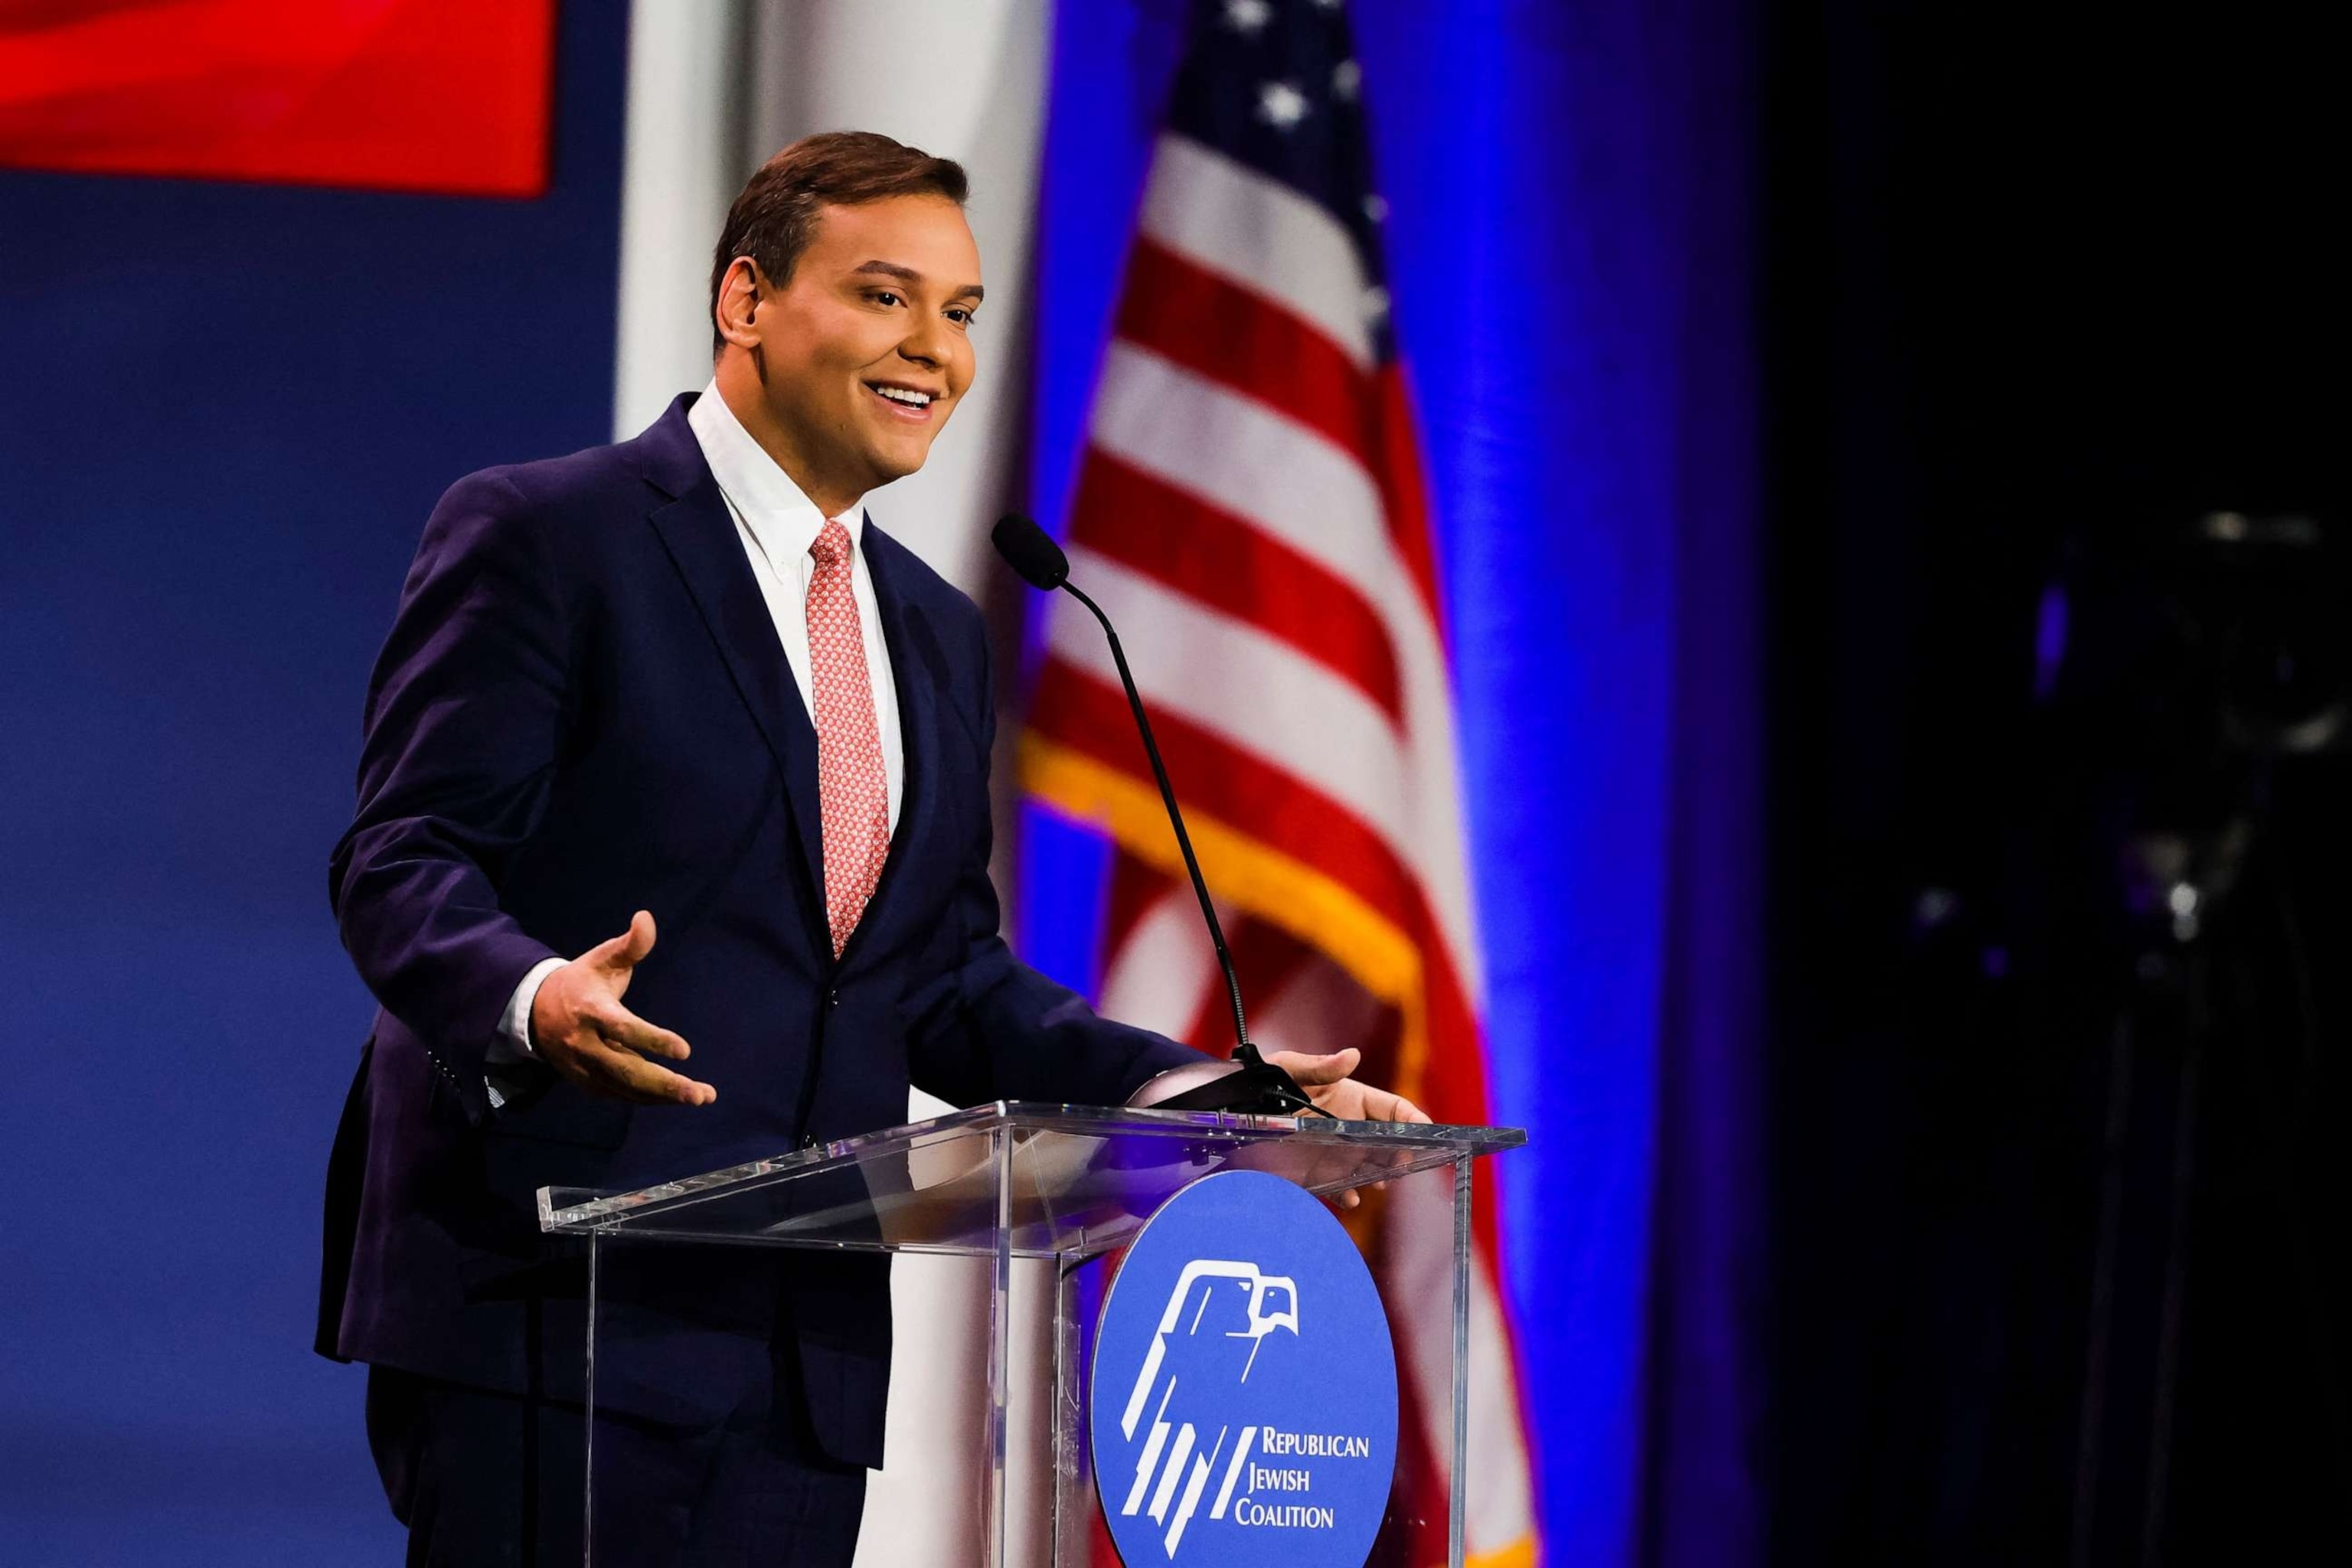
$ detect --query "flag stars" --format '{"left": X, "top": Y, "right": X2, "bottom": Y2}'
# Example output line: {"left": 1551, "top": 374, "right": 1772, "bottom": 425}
{"left": 1223, "top": 0, "right": 1273, "bottom": 34}
{"left": 1363, "top": 192, "right": 1389, "bottom": 223}
{"left": 1361, "top": 284, "right": 1390, "bottom": 325}
{"left": 1257, "top": 79, "right": 1311, "bottom": 129}
{"left": 1331, "top": 59, "right": 1361, "bottom": 101}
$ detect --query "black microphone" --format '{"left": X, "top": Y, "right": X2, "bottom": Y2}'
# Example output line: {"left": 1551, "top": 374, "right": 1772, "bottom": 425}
{"left": 991, "top": 513, "right": 1070, "bottom": 590}
{"left": 990, "top": 514, "right": 1316, "bottom": 1117}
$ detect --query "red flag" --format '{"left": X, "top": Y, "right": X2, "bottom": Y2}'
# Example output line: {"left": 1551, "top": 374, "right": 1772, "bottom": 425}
{"left": 0, "top": 0, "right": 554, "bottom": 197}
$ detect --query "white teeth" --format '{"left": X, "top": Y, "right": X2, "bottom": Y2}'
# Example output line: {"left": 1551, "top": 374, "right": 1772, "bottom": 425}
{"left": 872, "top": 385, "right": 932, "bottom": 407}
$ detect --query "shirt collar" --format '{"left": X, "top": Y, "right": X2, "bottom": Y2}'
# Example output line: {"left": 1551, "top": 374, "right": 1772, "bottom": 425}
{"left": 687, "top": 380, "right": 867, "bottom": 562}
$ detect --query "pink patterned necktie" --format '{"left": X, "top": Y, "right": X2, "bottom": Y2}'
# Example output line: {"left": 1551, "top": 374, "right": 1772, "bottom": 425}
{"left": 805, "top": 517, "right": 890, "bottom": 957}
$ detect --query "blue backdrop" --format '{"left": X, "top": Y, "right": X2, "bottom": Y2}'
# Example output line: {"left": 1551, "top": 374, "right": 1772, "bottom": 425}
{"left": 0, "top": 8, "right": 625, "bottom": 1560}
{"left": 0, "top": 2, "right": 1755, "bottom": 1561}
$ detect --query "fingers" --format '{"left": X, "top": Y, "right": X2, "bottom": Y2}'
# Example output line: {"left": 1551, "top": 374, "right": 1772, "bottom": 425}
{"left": 1303, "top": 1078, "right": 1435, "bottom": 1124}
{"left": 586, "top": 1004, "right": 708, "bottom": 1101}
{"left": 604, "top": 1049, "right": 717, "bottom": 1106}
{"left": 598, "top": 1004, "right": 691, "bottom": 1063}
{"left": 1345, "top": 1084, "right": 1432, "bottom": 1124}
{"left": 1375, "top": 1089, "right": 1434, "bottom": 1125}
{"left": 582, "top": 909, "right": 658, "bottom": 973}
{"left": 1268, "top": 1047, "right": 1360, "bottom": 1086}
{"left": 1263, "top": 1049, "right": 1437, "bottom": 1123}
{"left": 622, "top": 908, "right": 657, "bottom": 963}
{"left": 590, "top": 1000, "right": 705, "bottom": 1102}
{"left": 573, "top": 1034, "right": 716, "bottom": 1106}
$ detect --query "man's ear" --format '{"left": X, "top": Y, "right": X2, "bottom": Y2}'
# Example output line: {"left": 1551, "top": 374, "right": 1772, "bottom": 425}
{"left": 714, "top": 257, "right": 769, "bottom": 351}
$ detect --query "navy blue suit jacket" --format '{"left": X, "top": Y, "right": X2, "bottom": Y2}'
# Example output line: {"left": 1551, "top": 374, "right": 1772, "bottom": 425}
{"left": 317, "top": 395, "right": 1192, "bottom": 1466}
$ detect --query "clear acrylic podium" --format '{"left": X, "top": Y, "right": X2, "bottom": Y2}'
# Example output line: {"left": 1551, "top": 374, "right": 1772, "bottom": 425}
{"left": 539, "top": 1102, "right": 1524, "bottom": 1566}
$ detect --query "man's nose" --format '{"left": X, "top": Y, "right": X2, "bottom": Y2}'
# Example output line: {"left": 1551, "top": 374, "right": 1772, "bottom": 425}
{"left": 898, "top": 314, "right": 950, "bottom": 369}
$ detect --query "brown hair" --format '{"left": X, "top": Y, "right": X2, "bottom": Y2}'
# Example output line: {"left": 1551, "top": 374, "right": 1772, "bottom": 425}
{"left": 709, "top": 131, "right": 969, "bottom": 351}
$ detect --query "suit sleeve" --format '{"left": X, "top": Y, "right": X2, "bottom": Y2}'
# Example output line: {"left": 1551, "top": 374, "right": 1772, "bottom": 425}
{"left": 328, "top": 472, "right": 569, "bottom": 1110}
{"left": 903, "top": 625, "right": 1199, "bottom": 1109}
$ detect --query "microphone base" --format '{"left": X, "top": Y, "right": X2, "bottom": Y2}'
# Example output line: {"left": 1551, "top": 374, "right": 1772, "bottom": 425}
{"left": 1128, "top": 1055, "right": 1318, "bottom": 1116}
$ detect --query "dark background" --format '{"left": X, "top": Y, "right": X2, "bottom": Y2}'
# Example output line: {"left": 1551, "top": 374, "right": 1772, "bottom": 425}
{"left": 1764, "top": 2, "right": 2351, "bottom": 1563}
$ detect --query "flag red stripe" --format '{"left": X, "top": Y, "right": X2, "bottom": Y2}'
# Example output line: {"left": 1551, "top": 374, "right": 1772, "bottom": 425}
{"left": 1066, "top": 452, "right": 1406, "bottom": 724}
{"left": 1116, "top": 237, "right": 1380, "bottom": 471}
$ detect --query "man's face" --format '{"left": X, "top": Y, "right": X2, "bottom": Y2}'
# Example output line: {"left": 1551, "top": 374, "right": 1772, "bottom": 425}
{"left": 745, "top": 194, "right": 982, "bottom": 496}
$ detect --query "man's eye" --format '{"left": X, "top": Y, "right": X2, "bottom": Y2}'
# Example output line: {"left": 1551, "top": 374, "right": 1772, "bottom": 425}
{"left": 947, "top": 308, "right": 975, "bottom": 325}
{"left": 872, "top": 290, "right": 902, "bottom": 307}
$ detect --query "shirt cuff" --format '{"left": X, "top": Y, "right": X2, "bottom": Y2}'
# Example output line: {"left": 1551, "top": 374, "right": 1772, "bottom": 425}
{"left": 488, "top": 956, "right": 568, "bottom": 1066}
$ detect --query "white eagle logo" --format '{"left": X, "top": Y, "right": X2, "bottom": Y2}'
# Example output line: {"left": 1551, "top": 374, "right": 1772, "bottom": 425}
{"left": 1114, "top": 1259, "right": 1302, "bottom": 1558}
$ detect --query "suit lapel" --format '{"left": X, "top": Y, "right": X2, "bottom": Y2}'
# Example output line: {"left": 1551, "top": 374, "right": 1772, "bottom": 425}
{"left": 844, "top": 521, "right": 946, "bottom": 967}
{"left": 635, "top": 408, "right": 829, "bottom": 914}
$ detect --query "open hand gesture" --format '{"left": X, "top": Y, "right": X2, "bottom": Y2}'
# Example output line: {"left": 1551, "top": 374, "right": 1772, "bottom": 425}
{"left": 528, "top": 910, "right": 715, "bottom": 1106}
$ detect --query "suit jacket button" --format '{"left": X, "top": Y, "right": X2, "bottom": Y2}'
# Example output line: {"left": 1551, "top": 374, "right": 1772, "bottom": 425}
{"left": 827, "top": 988, "right": 841, "bottom": 1010}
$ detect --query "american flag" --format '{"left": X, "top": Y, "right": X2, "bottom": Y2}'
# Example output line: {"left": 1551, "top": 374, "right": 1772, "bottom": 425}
{"left": 1019, "top": 2, "right": 1539, "bottom": 1563}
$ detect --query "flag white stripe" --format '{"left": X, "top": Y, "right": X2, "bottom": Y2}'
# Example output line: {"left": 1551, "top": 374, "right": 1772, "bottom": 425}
{"left": 1139, "top": 133, "right": 1377, "bottom": 370}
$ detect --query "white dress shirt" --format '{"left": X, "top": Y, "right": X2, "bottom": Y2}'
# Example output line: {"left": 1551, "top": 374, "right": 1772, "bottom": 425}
{"left": 491, "top": 381, "right": 905, "bottom": 1063}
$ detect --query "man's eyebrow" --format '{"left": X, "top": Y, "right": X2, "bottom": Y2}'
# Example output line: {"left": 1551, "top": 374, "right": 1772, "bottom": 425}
{"left": 851, "top": 260, "right": 984, "bottom": 302}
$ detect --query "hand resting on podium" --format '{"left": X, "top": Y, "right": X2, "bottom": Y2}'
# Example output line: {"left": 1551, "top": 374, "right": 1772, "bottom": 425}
{"left": 1263, "top": 1046, "right": 1432, "bottom": 1127}
{"left": 1259, "top": 1047, "right": 1432, "bottom": 1210}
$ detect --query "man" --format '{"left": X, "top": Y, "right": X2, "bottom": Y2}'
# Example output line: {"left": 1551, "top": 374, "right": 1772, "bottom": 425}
{"left": 319, "top": 132, "right": 1422, "bottom": 1564}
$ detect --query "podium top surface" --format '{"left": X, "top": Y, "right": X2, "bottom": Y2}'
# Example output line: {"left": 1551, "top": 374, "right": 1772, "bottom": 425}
{"left": 537, "top": 1102, "right": 1524, "bottom": 1260}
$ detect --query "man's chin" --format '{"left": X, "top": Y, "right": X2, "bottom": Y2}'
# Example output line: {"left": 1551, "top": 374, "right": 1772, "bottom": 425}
{"left": 863, "top": 443, "right": 936, "bottom": 489}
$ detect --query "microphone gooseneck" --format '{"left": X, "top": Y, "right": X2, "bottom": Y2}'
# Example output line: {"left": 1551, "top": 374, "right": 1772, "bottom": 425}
{"left": 1064, "top": 577, "right": 1257, "bottom": 1060}
{"left": 991, "top": 514, "right": 1256, "bottom": 1063}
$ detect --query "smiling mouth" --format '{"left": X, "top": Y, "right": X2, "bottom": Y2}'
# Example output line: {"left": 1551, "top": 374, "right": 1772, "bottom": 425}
{"left": 864, "top": 381, "right": 939, "bottom": 418}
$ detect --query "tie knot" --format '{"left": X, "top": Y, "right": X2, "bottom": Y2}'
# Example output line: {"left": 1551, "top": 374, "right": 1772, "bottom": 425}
{"left": 810, "top": 516, "right": 854, "bottom": 568}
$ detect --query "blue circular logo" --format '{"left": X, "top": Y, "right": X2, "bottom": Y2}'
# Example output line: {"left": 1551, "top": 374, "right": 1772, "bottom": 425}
{"left": 1091, "top": 1169, "right": 1397, "bottom": 1566}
